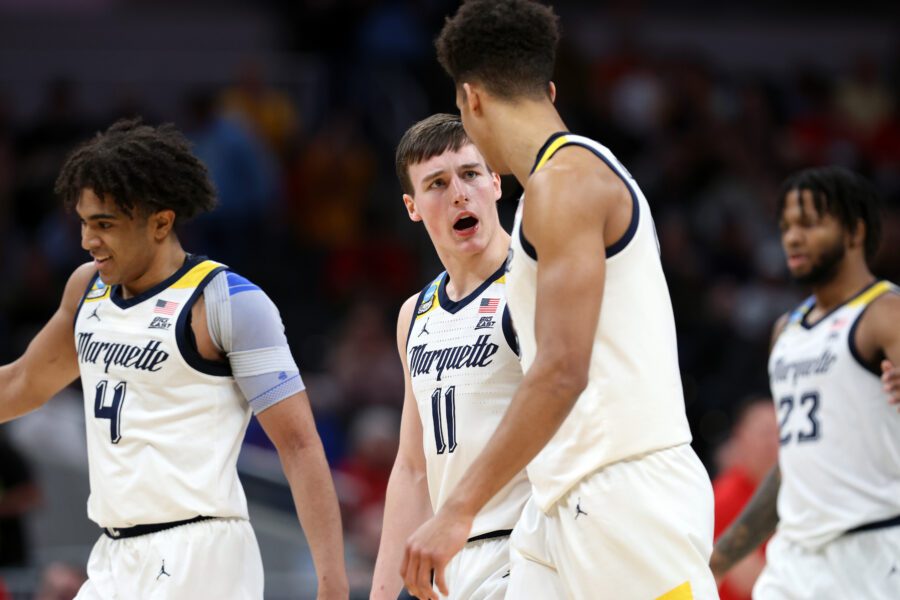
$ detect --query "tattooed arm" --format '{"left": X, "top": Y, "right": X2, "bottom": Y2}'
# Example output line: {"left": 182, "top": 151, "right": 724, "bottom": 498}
{"left": 710, "top": 464, "right": 780, "bottom": 579}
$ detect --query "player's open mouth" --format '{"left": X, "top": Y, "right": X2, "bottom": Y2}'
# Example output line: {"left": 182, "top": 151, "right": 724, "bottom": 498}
{"left": 453, "top": 215, "right": 479, "bottom": 236}
{"left": 93, "top": 256, "right": 111, "bottom": 267}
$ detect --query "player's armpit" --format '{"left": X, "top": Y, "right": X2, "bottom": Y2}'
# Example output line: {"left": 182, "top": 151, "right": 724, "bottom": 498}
{"left": 0, "top": 263, "right": 92, "bottom": 422}
{"left": 710, "top": 465, "right": 780, "bottom": 580}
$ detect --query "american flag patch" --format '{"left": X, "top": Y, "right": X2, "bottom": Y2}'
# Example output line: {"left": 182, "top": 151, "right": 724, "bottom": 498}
{"left": 479, "top": 298, "right": 500, "bottom": 314}
{"left": 154, "top": 299, "right": 178, "bottom": 315}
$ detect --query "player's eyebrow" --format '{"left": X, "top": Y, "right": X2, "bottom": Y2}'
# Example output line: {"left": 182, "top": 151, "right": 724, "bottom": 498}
{"left": 81, "top": 213, "right": 119, "bottom": 221}
{"left": 420, "top": 168, "right": 448, "bottom": 184}
{"left": 458, "top": 162, "right": 483, "bottom": 171}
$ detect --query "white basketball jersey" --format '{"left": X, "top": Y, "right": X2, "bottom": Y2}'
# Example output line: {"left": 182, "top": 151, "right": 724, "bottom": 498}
{"left": 73, "top": 256, "right": 252, "bottom": 528}
{"left": 407, "top": 265, "right": 530, "bottom": 537}
{"left": 506, "top": 133, "right": 692, "bottom": 511}
{"left": 769, "top": 280, "right": 900, "bottom": 549}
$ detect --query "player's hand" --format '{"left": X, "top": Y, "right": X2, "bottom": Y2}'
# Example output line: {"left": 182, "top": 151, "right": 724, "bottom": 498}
{"left": 883, "top": 360, "right": 900, "bottom": 409}
{"left": 401, "top": 506, "right": 472, "bottom": 600}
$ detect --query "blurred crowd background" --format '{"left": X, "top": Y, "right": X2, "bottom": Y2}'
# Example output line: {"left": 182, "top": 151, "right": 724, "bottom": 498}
{"left": 0, "top": 1, "right": 898, "bottom": 598}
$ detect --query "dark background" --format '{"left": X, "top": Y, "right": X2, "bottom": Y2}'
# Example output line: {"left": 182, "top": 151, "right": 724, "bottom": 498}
{"left": 0, "top": 1, "right": 898, "bottom": 598}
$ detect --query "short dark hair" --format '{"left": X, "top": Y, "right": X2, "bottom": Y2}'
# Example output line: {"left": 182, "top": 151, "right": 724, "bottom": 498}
{"left": 395, "top": 113, "right": 471, "bottom": 196}
{"left": 436, "top": 0, "right": 560, "bottom": 100}
{"left": 777, "top": 166, "right": 883, "bottom": 262}
{"left": 55, "top": 118, "right": 216, "bottom": 223}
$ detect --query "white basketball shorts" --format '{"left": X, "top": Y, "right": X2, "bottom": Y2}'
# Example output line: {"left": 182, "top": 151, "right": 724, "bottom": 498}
{"left": 74, "top": 517, "right": 264, "bottom": 600}
{"left": 753, "top": 526, "right": 900, "bottom": 600}
{"left": 506, "top": 444, "right": 718, "bottom": 599}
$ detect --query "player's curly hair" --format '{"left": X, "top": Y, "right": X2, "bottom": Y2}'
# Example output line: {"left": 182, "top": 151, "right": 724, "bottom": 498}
{"left": 395, "top": 113, "right": 473, "bottom": 196}
{"left": 777, "top": 166, "right": 883, "bottom": 262}
{"left": 436, "top": 0, "right": 560, "bottom": 100}
{"left": 54, "top": 118, "right": 216, "bottom": 223}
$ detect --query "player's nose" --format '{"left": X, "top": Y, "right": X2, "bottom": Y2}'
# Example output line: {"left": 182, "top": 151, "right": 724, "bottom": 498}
{"left": 81, "top": 229, "right": 101, "bottom": 251}
{"left": 449, "top": 176, "right": 468, "bottom": 205}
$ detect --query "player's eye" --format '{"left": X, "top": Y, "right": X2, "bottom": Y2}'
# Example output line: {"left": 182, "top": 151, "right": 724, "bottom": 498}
{"left": 98, "top": 222, "right": 113, "bottom": 230}
{"left": 429, "top": 179, "right": 445, "bottom": 189}
{"left": 464, "top": 170, "right": 478, "bottom": 179}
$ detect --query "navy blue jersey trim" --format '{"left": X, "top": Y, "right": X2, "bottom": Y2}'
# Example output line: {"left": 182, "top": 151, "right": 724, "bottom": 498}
{"left": 521, "top": 136, "right": 640, "bottom": 260}
{"left": 175, "top": 265, "right": 231, "bottom": 377}
{"left": 73, "top": 271, "right": 101, "bottom": 328}
{"left": 800, "top": 279, "right": 880, "bottom": 329}
{"left": 518, "top": 219, "right": 538, "bottom": 261}
{"left": 405, "top": 285, "right": 432, "bottom": 349}
{"left": 438, "top": 263, "right": 507, "bottom": 315}
{"left": 846, "top": 513, "right": 900, "bottom": 535}
{"left": 848, "top": 301, "right": 884, "bottom": 377}
{"left": 109, "top": 254, "right": 205, "bottom": 310}
{"left": 501, "top": 304, "right": 519, "bottom": 357}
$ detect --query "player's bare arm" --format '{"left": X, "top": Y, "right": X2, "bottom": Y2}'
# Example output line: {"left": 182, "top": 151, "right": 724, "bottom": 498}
{"left": 257, "top": 393, "right": 349, "bottom": 600}
{"left": 0, "top": 262, "right": 95, "bottom": 422}
{"left": 856, "top": 292, "right": 900, "bottom": 409}
{"left": 402, "top": 149, "right": 628, "bottom": 599}
{"left": 192, "top": 291, "right": 348, "bottom": 599}
{"left": 371, "top": 295, "right": 433, "bottom": 600}
{"left": 710, "top": 464, "right": 781, "bottom": 580}
{"left": 710, "top": 314, "right": 789, "bottom": 579}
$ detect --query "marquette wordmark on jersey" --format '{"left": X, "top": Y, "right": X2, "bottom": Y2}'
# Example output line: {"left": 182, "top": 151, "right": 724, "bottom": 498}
{"left": 76, "top": 332, "right": 170, "bottom": 374}
{"left": 770, "top": 350, "right": 837, "bottom": 385}
{"left": 408, "top": 334, "right": 499, "bottom": 382}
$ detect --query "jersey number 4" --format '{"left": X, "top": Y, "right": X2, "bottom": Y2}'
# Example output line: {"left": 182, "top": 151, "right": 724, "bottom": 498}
{"left": 777, "top": 391, "right": 820, "bottom": 445}
{"left": 94, "top": 380, "right": 127, "bottom": 444}
{"left": 430, "top": 386, "right": 458, "bottom": 454}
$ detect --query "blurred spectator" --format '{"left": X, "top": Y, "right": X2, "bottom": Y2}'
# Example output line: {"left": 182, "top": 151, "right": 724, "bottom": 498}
{"left": 326, "top": 301, "right": 404, "bottom": 409}
{"left": 333, "top": 406, "right": 400, "bottom": 564}
{"left": 222, "top": 60, "right": 300, "bottom": 158}
{"left": 283, "top": 110, "right": 375, "bottom": 249}
{"left": 0, "top": 430, "right": 41, "bottom": 567}
{"left": 34, "top": 562, "right": 87, "bottom": 600}
{"left": 183, "top": 89, "right": 279, "bottom": 271}
{"left": 713, "top": 396, "right": 780, "bottom": 600}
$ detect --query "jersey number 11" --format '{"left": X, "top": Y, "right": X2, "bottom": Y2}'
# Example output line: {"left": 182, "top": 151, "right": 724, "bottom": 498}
{"left": 431, "top": 386, "right": 458, "bottom": 454}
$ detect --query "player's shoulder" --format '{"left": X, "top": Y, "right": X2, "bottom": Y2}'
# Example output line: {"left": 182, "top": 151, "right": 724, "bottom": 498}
{"left": 62, "top": 262, "right": 101, "bottom": 308}
{"left": 527, "top": 146, "right": 628, "bottom": 211}
{"left": 861, "top": 281, "right": 900, "bottom": 323}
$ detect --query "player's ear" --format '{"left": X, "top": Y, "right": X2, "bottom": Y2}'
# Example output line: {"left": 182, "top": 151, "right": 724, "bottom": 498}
{"left": 462, "top": 83, "right": 481, "bottom": 115}
{"left": 403, "top": 193, "right": 422, "bottom": 222}
{"left": 548, "top": 81, "right": 557, "bottom": 103}
{"left": 151, "top": 209, "right": 176, "bottom": 240}
{"left": 491, "top": 172, "right": 502, "bottom": 201}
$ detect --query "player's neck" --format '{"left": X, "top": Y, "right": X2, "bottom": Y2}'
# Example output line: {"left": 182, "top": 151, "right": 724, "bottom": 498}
{"left": 811, "top": 260, "right": 875, "bottom": 313}
{"left": 120, "top": 242, "right": 187, "bottom": 299}
{"left": 494, "top": 102, "right": 567, "bottom": 186}
{"left": 440, "top": 232, "right": 511, "bottom": 301}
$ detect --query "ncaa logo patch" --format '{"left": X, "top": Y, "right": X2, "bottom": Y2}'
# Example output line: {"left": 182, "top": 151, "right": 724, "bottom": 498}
{"left": 86, "top": 280, "right": 108, "bottom": 299}
{"left": 417, "top": 277, "right": 442, "bottom": 316}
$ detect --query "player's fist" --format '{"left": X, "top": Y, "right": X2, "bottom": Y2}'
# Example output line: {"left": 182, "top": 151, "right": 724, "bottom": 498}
{"left": 882, "top": 360, "right": 900, "bottom": 409}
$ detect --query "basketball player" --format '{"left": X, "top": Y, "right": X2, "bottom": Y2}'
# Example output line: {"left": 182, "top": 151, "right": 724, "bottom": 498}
{"left": 371, "top": 114, "right": 529, "bottom": 600}
{"left": 401, "top": 2, "right": 716, "bottom": 598}
{"left": 710, "top": 166, "right": 900, "bottom": 599}
{"left": 0, "top": 119, "right": 348, "bottom": 599}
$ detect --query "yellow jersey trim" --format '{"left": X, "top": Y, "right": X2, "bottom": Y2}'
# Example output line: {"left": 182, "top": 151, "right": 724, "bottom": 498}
{"left": 848, "top": 280, "right": 893, "bottom": 308}
{"left": 655, "top": 581, "right": 692, "bottom": 600}
{"left": 170, "top": 260, "right": 225, "bottom": 290}
{"left": 533, "top": 135, "right": 572, "bottom": 173}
